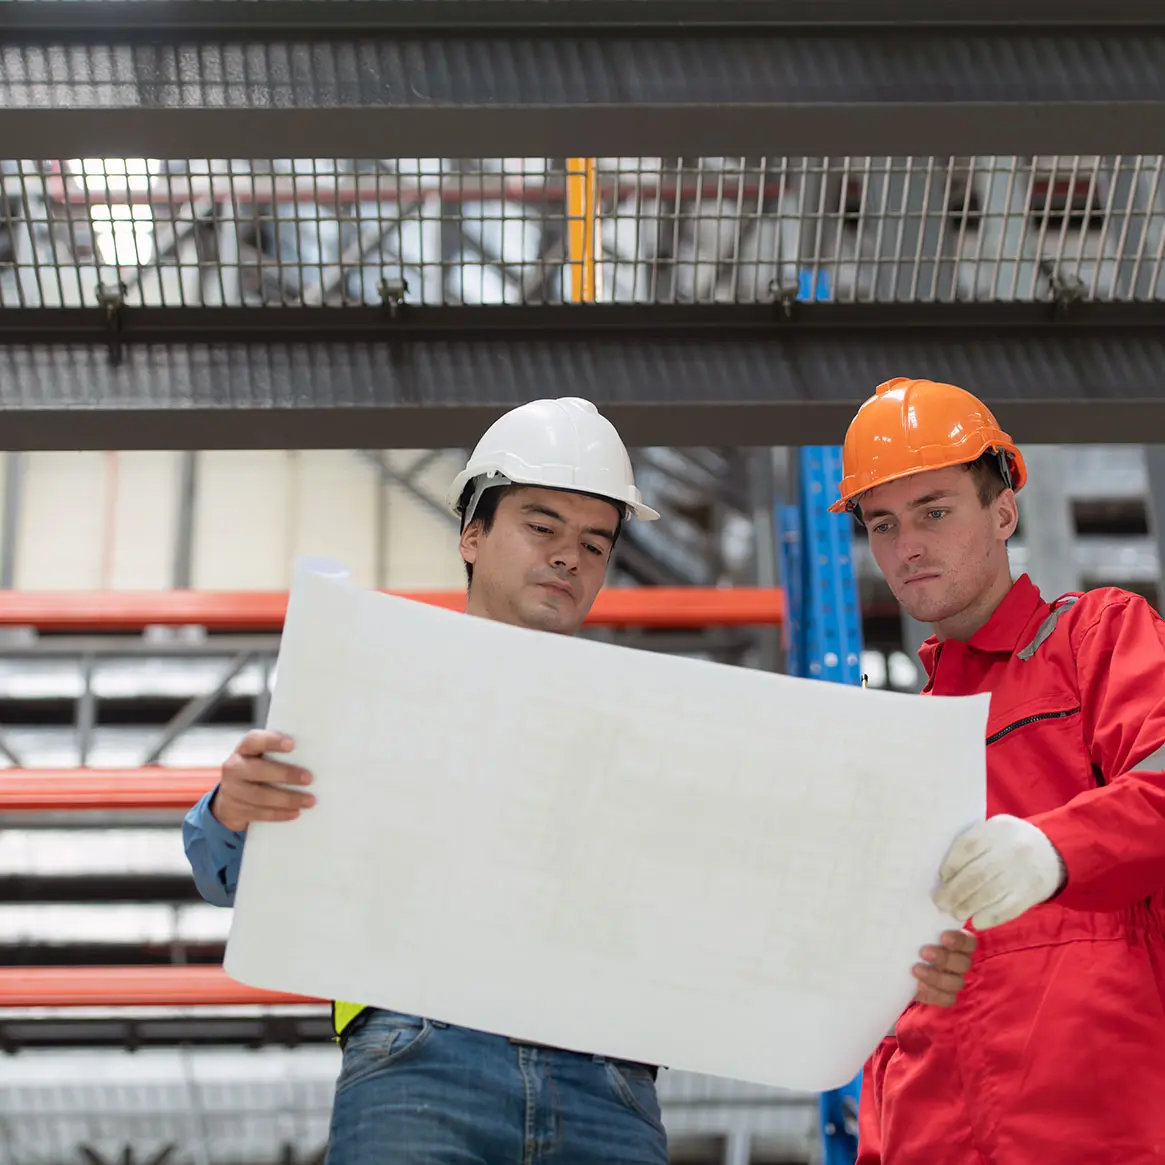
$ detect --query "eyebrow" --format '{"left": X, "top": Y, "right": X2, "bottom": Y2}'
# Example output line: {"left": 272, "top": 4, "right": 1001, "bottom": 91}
{"left": 862, "top": 491, "right": 957, "bottom": 522}
{"left": 521, "top": 503, "right": 617, "bottom": 542}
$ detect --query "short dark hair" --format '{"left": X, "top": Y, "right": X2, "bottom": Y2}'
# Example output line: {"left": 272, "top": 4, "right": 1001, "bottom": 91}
{"left": 966, "top": 451, "right": 1010, "bottom": 506}
{"left": 458, "top": 482, "right": 512, "bottom": 588}
{"left": 457, "top": 482, "right": 624, "bottom": 590}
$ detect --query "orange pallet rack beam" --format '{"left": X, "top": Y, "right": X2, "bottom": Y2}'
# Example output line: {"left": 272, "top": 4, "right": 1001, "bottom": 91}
{"left": 0, "top": 587, "right": 784, "bottom": 633}
{"left": 0, "top": 965, "right": 318, "bottom": 1008}
{"left": 0, "top": 767, "right": 217, "bottom": 812}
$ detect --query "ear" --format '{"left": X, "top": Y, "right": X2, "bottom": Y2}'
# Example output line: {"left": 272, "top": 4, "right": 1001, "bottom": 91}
{"left": 995, "top": 489, "right": 1020, "bottom": 541}
{"left": 459, "top": 520, "right": 482, "bottom": 568}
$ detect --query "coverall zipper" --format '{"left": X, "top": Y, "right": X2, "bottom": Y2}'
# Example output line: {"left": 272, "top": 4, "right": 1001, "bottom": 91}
{"left": 986, "top": 707, "right": 1081, "bottom": 746}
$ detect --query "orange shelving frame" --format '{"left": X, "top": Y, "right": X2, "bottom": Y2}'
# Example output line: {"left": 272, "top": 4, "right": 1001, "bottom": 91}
{"left": 0, "top": 768, "right": 216, "bottom": 812}
{"left": 0, "top": 586, "right": 784, "bottom": 632}
{"left": 0, "top": 965, "right": 318, "bottom": 1008}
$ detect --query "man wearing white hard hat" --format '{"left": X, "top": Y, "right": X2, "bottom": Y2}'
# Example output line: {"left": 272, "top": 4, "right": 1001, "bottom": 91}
{"left": 183, "top": 398, "right": 973, "bottom": 1164}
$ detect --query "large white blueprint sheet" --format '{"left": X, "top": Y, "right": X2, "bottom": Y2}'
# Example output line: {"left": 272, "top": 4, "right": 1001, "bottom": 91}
{"left": 224, "top": 565, "right": 988, "bottom": 1091}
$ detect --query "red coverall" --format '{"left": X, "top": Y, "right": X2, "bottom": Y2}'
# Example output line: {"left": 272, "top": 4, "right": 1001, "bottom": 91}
{"left": 857, "top": 574, "right": 1165, "bottom": 1163}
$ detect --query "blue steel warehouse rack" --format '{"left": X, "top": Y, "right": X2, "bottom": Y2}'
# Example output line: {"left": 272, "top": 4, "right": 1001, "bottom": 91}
{"left": 779, "top": 267, "right": 866, "bottom": 1165}
{"left": 778, "top": 443, "right": 865, "bottom": 1165}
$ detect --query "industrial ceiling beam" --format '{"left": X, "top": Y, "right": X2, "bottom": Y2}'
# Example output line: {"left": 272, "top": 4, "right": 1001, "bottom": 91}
{"left": 0, "top": 873, "right": 202, "bottom": 904}
{"left": 8, "top": 0, "right": 1164, "bottom": 32}
{"left": 0, "top": 1013, "right": 334, "bottom": 1051}
{"left": 0, "top": 303, "right": 1162, "bottom": 449}
{"left": 3, "top": 0, "right": 1165, "bottom": 158}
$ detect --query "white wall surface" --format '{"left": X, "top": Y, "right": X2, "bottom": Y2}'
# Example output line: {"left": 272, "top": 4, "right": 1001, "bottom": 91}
{"left": 8, "top": 449, "right": 465, "bottom": 592}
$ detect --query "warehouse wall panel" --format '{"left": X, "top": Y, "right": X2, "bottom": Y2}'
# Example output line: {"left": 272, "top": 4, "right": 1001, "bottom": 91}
{"left": 286, "top": 451, "right": 380, "bottom": 591}
{"left": 16, "top": 452, "right": 108, "bottom": 590}
{"left": 191, "top": 451, "right": 295, "bottom": 591}
{"left": 5, "top": 448, "right": 464, "bottom": 593}
{"left": 176, "top": 450, "right": 463, "bottom": 592}
{"left": 108, "top": 451, "right": 180, "bottom": 591}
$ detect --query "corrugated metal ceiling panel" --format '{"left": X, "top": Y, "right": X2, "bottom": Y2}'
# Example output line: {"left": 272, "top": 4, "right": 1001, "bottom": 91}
{"left": 0, "top": 313, "right": 1162, "bottom": 447}
{"left": 2, "top": 6, "right": 1165, "bottom": 155}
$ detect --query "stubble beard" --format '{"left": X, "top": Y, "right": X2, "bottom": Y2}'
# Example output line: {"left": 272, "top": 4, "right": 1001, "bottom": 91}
{"left": 895, "top": 578, "right": 959, "bottom": 627}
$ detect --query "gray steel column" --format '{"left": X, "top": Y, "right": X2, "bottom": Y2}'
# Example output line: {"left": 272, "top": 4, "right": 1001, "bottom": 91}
{"left": 1015, "top": 445, "right": 1082, "bottom": 599}
{"left": 173, "top": 450, "right": 198, "bottom": 589}
{"left": 1144, "top": 445, "right": 1165, "bottom": 605}
{"left": 748, "top": 447, "right": 783, "bottom": 673}
{"left": 724, "top": 1130, "right": 752, "bottom": 1165}
{"left": 899, "top": 611, "right": 931, "bottom": 693}
{"left": 0, "top": 452, "right": 24, "bottom": 589}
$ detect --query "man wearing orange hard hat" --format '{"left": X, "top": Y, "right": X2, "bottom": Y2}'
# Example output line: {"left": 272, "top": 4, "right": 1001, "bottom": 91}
{"left": 833, "top": 378, "right": 1165, "bottom": 1163}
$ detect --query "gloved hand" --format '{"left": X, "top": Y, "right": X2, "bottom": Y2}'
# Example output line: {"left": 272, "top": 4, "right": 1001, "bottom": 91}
{"left": 933, "top": 815, "right": 1066, "bottom": 930}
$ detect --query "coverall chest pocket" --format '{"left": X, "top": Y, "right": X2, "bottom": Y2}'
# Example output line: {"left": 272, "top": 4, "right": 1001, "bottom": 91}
{"left": 984, "top": 700, "right": 1092, "bottom": 819}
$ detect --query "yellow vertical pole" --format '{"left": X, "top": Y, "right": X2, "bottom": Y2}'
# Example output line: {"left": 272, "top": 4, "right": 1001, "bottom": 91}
{"left": 567, "top": 157, "right": 599, "bottom": 303}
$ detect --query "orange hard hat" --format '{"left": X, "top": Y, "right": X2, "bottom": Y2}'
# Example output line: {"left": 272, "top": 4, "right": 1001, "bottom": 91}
{"left": 829, "top": 377, "right": 1026, "bottom": 514}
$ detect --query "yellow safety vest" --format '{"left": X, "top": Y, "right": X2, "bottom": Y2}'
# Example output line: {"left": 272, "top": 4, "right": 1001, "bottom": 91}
{"left": 332, "top": 999, "right": 368, "bottom": 1040}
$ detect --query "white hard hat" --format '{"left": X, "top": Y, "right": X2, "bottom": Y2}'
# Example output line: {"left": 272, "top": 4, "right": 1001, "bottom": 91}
{"left": 446, "top": 397, "right": 660, "bottom": 523}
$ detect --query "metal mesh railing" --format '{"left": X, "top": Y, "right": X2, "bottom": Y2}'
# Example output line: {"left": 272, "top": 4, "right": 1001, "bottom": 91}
{"left": 0, "top": 1054, "right": 817, "bottom": 1165}
{"left": 3, "top": 155, "right": 1165, "bottom": 309}
{"left": 0, "top": 1063, "right": 338, "bottom": 1165}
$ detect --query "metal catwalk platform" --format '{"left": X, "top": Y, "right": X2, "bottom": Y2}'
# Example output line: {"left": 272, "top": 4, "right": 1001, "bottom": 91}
{"left": 2, "top": 152, "right": 1165, "bottom": 446}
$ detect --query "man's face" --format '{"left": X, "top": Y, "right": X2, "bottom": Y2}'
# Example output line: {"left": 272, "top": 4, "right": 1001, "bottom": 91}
{"left": 459, "top": 486, "right": 621, "bottom": 635}
{"left": 859, "top": 465, "right": 1018, "bottom": 628}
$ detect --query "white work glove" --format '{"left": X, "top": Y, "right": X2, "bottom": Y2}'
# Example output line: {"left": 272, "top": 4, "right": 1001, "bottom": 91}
{"left": 933, "top": 815, "right": 1066, "bottom": 930}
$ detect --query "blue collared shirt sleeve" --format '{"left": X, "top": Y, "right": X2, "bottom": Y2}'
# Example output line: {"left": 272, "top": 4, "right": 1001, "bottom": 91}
{"left": 182, "top": 785, "right": 247, "bottom": 907}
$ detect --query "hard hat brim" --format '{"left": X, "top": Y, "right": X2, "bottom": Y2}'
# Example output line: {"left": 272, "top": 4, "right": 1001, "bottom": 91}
{"left": 829, "top": 446, "right": 1027, "bottom": 515}
{"left": 447, "top": 468, "right": 660, "bottom": 522}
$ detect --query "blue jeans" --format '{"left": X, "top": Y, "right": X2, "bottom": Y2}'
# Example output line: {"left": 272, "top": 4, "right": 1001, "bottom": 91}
{"left": 324, "top": 1009, "right": 669, "bottom": 1165}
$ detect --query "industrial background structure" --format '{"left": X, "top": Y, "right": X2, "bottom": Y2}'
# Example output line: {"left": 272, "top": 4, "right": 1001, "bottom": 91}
{"left": 3, "top": 2, "right": 1165, "bottom": 1163}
